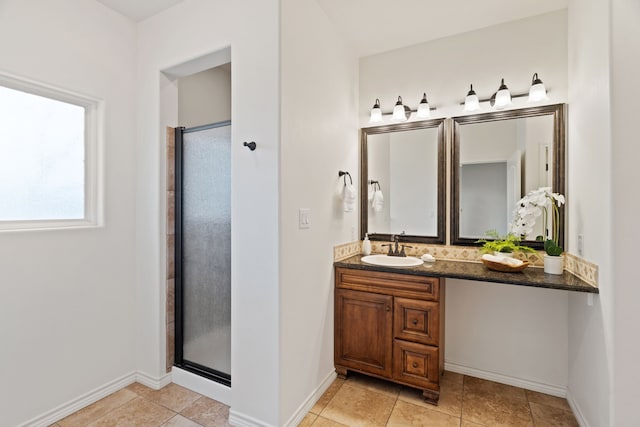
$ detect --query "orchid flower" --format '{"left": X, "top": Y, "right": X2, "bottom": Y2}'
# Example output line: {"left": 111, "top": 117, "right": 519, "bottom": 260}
{"left": 509, "top": 187, "right": 565, "bottom": 255}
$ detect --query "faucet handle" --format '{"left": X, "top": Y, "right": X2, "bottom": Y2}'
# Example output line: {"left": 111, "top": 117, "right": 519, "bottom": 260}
{"left": 399, "top": 245, "right": 412, "bottom": 257}
{"left": 381, "top": 243, "right": 394, "bottom": 256}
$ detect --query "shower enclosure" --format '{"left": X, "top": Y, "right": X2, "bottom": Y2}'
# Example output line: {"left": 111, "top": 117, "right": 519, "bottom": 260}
{"left": 175, "top": 121, "right": 231, "bottom": 386}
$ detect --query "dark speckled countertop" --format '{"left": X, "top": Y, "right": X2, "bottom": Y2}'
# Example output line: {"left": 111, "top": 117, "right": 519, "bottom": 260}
{"left": 334, "top": 255, "right": 598, "bottom": 294}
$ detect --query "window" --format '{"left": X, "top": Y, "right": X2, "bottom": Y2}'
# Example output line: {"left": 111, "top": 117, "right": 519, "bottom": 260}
{"left": 0, "top": 73, "right": 102, "bottom": 230}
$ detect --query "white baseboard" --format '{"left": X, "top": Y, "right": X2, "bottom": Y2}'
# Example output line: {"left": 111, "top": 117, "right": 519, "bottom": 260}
{"left": 172, "top": 366, "right": 231, "bottom": 406}
{"left": 228, "top": 410, "right": 275, "bottom": 427}
{"left": 445, "top": 361, "right": 567, "bottom": 397}
{"left": 566, "top": 388, "right": 590, "bottom": 427}
{"left": 283, "top": 370, "right": 337, "bottom": 427}
{"left": 135, "top": 370, "right": 173, "bottom": 390}
{"left": 17, "top": 371, "right": 137, "bottom": 427}
{"left": 18, "top": 370, "right": 172, "bottom": 427}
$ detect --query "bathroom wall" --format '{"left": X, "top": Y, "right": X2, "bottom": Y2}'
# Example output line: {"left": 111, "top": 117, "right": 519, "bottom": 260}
{"left": 136, "top": 0, "right": 281, "bottom": 425}
{"left": 0, "top": 0, "right": 138, "bottom": 425}
{"left": 359, "top": 11, "right": 571, "bottom": 393}
{"left": 566, "top": 0, "right": 612, "bottom": 425}
{"left": 359, "top": 11, "right": 568, "bottom": 126}
{"left": 567, "top": 0, "right": 640, "bottom": 426}
{"left": 178, "top": 65, "right": 231, "bottom": 128}
{"left": 610, "top": 1, "right": 640, "bottom": 424}
{"left": 279, "top": 0, "right": 359, "bottom": 423}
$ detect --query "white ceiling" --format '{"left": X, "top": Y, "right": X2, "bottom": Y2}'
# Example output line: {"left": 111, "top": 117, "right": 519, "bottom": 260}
{"left": 315, "top": 0, "right": 568, "bottom": 57}
{"left": 95, "top": 0, "right": 567, "bottom": 55}
{"left": 96, "top": 0, "right": 184, "bottom": 22}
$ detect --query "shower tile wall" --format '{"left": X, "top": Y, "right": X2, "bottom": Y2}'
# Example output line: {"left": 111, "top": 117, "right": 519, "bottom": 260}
{"left": 166, "top": 126, "right": 175, "bottom": 373}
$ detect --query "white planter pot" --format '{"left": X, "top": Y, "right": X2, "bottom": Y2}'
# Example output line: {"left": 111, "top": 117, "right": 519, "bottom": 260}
{"left": 544, "top": 255, "right": 564, "bottom": 275}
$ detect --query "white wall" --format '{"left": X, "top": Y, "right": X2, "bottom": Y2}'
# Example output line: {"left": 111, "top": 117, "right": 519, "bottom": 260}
{"left": 446, "top": 280, "right": 568, "bottom": 390}
{"left": 0, "top": 0, "right": 138, "bottom": 425}
{"left": 136, "top": 0, "right": 281, "bottom": 425}
{"left": 566, "top": 1, "right": 612, "bottom": 425}
{"left": 279, "top": 0, "right": 358, "bottom": 424}
{"left": 359, "top": 11, "right": 568, "bottom": 125}
{"left": 178, "top": 65, "right": 231, "bottom": 128}
{"left": 359, "top": 11, "right": 571, "bottom": 392}
{"left": 610, "top": 0, "right": 640, "bottom": 425}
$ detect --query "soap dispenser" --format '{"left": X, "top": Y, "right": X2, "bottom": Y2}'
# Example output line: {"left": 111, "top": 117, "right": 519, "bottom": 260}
{"left": 362, "top": 233, "right": 372, "bottom": 256}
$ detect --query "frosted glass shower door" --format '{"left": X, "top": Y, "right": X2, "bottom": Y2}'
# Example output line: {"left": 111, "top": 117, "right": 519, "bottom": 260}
{"left": 176, "top": 121, "right": 231, "bottom": 384}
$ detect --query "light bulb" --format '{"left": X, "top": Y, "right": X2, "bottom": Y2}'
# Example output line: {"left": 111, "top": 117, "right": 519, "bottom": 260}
{"left": 392, "top": 96, "right": 408, "bottom": 121}
{"left": 494, "top": 78, "right": 512, "bottom": 109}
{"left": 463, "top": 84, "right": 479, "bottom": 112}
{"left": 416, "top": 93, "right": 430, "bottom": 118}
{"left": 528, "top": 73, "right": 548, "bottom": 102}
{"left": 370, "top": 98, "right": 382, "bottom": 123}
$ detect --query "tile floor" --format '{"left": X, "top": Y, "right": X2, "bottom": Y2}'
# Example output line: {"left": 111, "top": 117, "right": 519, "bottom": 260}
{"left": 50, "top": 382, "right": 230, "bottom": 427}
{"left": 50, "top": 372, "right": 578, "bottom": 427}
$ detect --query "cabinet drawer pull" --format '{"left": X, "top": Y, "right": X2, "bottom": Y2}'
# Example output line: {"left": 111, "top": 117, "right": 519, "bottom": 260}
{"left": 412, "top": 319, "right": 418, "bottom": 325}
{"left": 386, "top": 306, "right": 391, "bottom": 311}
{"left": 412, "top": 362, "right": 418, "bottom": 368}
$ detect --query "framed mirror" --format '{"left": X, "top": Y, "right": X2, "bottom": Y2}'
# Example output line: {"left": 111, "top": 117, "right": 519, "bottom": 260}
{"left": 451, "top": 104, "right": 566, "bottom": 248}
{"left": 361, "top": 119, "right": 445, "bottom": 244}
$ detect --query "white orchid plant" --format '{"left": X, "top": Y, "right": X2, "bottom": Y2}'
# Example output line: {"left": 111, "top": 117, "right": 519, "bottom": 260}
{"left": 510, "top": 187, "right": 565, "bottom": 256}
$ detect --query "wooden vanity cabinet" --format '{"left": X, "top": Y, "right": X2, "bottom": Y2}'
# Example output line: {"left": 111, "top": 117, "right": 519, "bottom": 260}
{"left": 334, "top": 267, "right": 444, "bottom": 404}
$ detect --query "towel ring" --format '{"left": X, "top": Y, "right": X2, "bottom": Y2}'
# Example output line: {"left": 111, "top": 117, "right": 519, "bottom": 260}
{"left": 338, "top": 171, "right": 352, "bottom": 185}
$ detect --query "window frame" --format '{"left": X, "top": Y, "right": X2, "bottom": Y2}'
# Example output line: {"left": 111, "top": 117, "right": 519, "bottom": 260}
{"left": 0, "top": 72, "right": 104, "bottom": 231}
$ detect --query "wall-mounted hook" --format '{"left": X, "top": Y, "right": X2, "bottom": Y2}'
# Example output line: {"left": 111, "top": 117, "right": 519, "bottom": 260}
{"left": 338, "top": 171, "right": 352, "bottom": 185}
{"left": 243, "top": 141, "right": 257, "bottom": 151}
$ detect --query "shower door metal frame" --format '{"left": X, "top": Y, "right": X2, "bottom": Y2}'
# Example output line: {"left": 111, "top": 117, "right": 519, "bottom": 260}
{"left": 174, "top": 121, "right": 232, "bottom": 387}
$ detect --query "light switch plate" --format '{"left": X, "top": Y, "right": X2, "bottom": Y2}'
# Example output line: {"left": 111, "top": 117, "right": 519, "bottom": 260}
{"left": 299, "top": 208, "right": 310, "bottom": 229}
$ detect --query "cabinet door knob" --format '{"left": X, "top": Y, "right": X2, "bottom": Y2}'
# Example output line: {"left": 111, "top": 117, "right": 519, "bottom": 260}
{"left": 412, "top": 319, "right": 418, "bottom": 325}
{"left": 412, "top": 362, "right": 418, "bottom": 368}
{"left": 386, "top": 306, "right": 391, "bottom": 312}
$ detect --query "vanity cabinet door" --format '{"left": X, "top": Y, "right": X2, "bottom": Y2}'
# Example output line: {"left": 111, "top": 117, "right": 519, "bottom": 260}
{"left": 394, "top": 298, "right": 440, "bottom": 346}
{"left": 335, "top": 289, "right": 393, "bottom": 378}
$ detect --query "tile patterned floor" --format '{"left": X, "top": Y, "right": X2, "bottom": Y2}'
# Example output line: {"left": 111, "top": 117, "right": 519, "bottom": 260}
{"left": 301, "top": 371, "right": 579, "bottom": 427}
{"left": 50, "top": 383, "right": 231, "bottom": 427}
{"left": 50, "top": 372, "right": 578, "bottom": 427}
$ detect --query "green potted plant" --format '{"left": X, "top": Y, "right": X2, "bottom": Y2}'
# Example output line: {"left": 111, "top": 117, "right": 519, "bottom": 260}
{"left": 477, "top": 230, "right": 536, "bottom": 257}
{"left": 511, "top": 187, "right": 565, "bottom": 274}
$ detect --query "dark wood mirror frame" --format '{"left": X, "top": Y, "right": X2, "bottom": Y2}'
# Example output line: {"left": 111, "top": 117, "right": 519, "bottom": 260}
{"left": 360, "top": 119, "right": 446, "bottom": 244}
{"left": 451, "top": 103, "right": 566, "bottom": 249}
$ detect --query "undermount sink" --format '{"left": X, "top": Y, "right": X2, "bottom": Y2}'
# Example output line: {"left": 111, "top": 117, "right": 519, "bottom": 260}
{"left": 361, "top": 254, "right": 424, "bottom": 268}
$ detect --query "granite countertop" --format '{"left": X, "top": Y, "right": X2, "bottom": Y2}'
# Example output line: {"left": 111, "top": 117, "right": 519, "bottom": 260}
{"left": 334, "top": 255, "right": 598, "bottom": 294}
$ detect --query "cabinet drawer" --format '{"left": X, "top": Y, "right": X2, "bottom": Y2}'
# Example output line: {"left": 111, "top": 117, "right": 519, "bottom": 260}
{"left": 394, "top": 298, "right": 439, "bottom": 346}
{"left": 392, "top": 339, "right": 439, "bottom": 388}
{"left": 335, "top": 267, "right": 439, "bottom": 301}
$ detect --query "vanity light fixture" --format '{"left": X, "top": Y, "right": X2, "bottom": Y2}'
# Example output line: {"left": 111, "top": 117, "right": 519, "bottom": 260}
{"left": 528, "top": 72, "right": 548, "bottom": 102}
{"left": 459, "top": 74, "right": 551, "bottom": 111}
{"left": 392, "top": 96, "right": 410, "bottom": 121}
{"left": 494, "top": 78, "right": 512, "bottom": 109}
{"left": 370, "top": 98, "right": 383, "bottom": 123}
{"left": 463, "top": 84, "right": 480, "bottom": 112}
{"left": 416, "top": 93, "right": 431, "bottom": 118}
